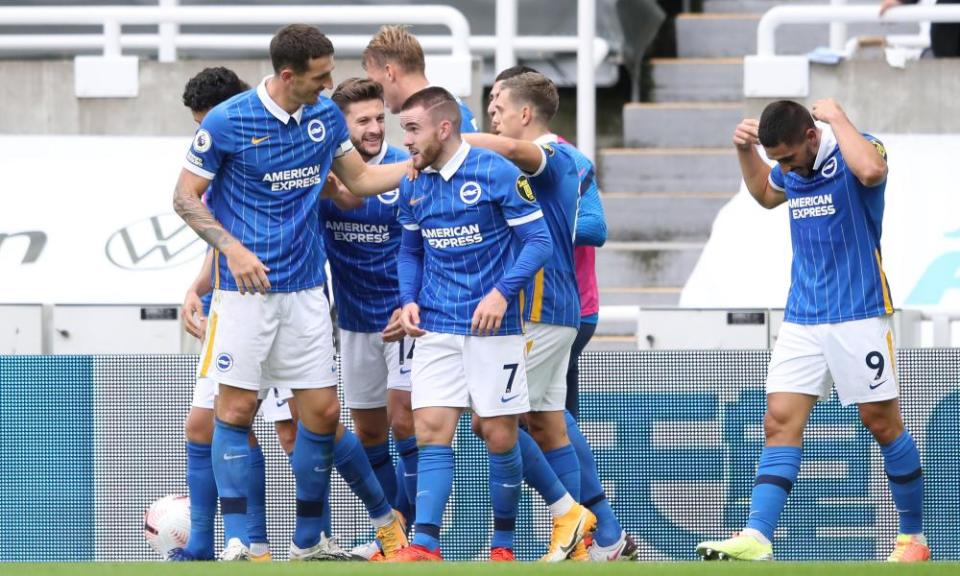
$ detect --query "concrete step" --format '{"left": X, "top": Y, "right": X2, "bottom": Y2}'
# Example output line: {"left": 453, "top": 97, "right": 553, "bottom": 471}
{"left": 650, "top": 58, "right": 743, "bottom": 103}
{"left": 596, "top": 241, "right": 704, "bottom": 287}
{"left": 599, "top": 147, "right": 741, "bottom": 193}
{"left": 603, "top": 192, "right": 732, "bottom": 242}
{"left": 599, "top": 286, "right": 683, "bottom": 307}
{"left": 584, "top": 335, "right": 637, "bottom": 352}
{"left": 623, "top": 102, "right": 743, "bottom": 148}
{"left": 703, "top": 0, "right": 876, "bottom": 14}
{"left": 676, "top": 13, "right": 919, "bottom": 58}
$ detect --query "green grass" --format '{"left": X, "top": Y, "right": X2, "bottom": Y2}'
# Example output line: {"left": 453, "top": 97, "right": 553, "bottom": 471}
{"left": 3, "top": 563, "right": 959, "bottom": 576}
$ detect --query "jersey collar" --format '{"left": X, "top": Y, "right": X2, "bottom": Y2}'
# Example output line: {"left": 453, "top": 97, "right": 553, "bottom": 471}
{"left": 367, "top": 143, "right": 389, "bottom": 166}
{"left": 534, "top": 133, "right": 559, "bottom": 145}
{"left": 812, "top": 122, "right": 838, "bottom": 171}
{"left": 257, "top": 76, "right": 304, "bottom": 125}
{"left": 425, "top": 140, "right": 471, "bottom": 181}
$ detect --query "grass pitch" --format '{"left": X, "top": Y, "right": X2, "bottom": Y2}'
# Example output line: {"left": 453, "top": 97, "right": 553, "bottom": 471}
{"left": 4, "top": 562, "right": 960, "bottom": 576}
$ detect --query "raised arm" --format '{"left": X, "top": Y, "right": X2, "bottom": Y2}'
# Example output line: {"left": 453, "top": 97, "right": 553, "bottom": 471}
{"left": 733, "top": 119, "right": 786, "bottom": 209}
{"left": 331, "top": 148, "right": 408, "bottom": 198}
{"left": 812, "top": 98, "right": 887, "bottom": 187}
{"left": 462, "top": 132, "right": 546, "bottom": 175}
{"left": 173, "top": 169, "right": 270, "bottom": 294}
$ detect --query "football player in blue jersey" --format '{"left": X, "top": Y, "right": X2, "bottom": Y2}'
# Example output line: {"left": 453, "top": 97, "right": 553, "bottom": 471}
{"left": 697, "top": 99, "right": 928, "bottom": 562}
{"left": 362, "top": 25, "right": 478, "bottom": 134}
{"left": 173, "top": 25, "right": 412, "bottom": 562}
{"left": 173, "top": 66, "right": 298, "bottom": 563}
{"left": 387, "top": 87, "right": 552, "bottom": 562}
{"left": 468, "top": 71, "right": 634, "bottom": 562}
{"left": 319, "top": 78, "right": 420, "bottom": 559}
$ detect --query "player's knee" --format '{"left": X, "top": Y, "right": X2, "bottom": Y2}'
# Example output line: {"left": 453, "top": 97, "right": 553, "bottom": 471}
{"left": 300, "top": 396, "right": 341, "bottom": 427}
{"left": 390, "top": 410, "right": 415, "bottom": 440}
{"left": 470, "top": 413, "right": 483, "bottom": 437}
{"left": 859, "top": 404, "right": 904, "bottom": 445}
{"left": 217, "top": 396, "right": 258, "bottom": 427}
{"left": 184, "top": 408, "right": 214, "bottom": 444}
{"left": 479, "top": 420, "right": 519, "bottom": 453}
{"left": 763, "top": 408, "right": 800, "bottom": 443}
{"left": 354, "top": 421, "right": 388, "bottom": 446}
{"left": 273, "top": 420, "right": 297, "bottom": 454}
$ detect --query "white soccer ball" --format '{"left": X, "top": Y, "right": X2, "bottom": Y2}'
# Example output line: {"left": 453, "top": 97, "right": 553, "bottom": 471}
{"left": 143, "top": 494, "right": 191, "bottom": 558}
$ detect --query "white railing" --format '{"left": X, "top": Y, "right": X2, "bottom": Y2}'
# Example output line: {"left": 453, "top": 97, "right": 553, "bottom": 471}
{"left": 757, "top": 3, "right": 960, "bottom": 56}
{"left": 0, "top": 1, "right": 605, "bottom": 161}
{"left": 0, "top": 5, "right": 472, "bottom": 59}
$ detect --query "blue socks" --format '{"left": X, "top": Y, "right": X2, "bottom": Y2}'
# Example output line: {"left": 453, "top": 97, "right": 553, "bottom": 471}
{"left": 212, "top": 418, "right": 251, "bottom": 545}
{"left": 247, "top": 445, "right": 268, "bottom": 546}
{"left": 291, "top": 422, "right": 334, "bottom": 549}
{"left": 396, "top": 436, "right": 419, "bottom": 512}
{"left": 335, "top": 428, "right": 392, "bottom": 520}
{"left": 412, "top": 445, "right": 454, "bottom": 552}
{"left": 745, "top": 446, "right": 802, "bottom": 542}
{"left": 544, "top": 443, "right": 581, "bottom": 501}
{"left": 518, "top": 428, "right": 567, "bottom": 505}
{"left": 489, "top": 444, "right": 523, "bottom": 550}
{"left": 565, "top": 411, "right": 622, "bottom": 546}
{"left": 363, "top": 441, "right": 398, "bottom": 510}
{"left": 881, "top": 430, "right": 924, "bottom": 534}
{"left": 184, "top": 442, "right": 217, "bottom": 559}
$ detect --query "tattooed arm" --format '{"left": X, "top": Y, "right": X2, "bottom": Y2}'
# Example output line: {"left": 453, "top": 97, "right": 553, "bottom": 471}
{"left": 173, "top": 168, "right": 271, "bottom": 294}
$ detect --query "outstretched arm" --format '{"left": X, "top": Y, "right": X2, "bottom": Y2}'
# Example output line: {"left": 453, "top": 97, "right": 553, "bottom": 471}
{"left": 332, "top": 148, "right": 408, "bottom": 198}
{"left": 462, "top": 132, "right": 546, "bottom": 175}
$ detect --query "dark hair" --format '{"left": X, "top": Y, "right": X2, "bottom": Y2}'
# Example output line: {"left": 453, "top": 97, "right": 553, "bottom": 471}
{"left": 270, "top": 24, "right": 335, "bottom": 74}
{"left": 500, "top": 72, "right": 559, "bottom": 123}
{"left": 401, "top": 86, "right": 462, "bottom": 131}
{"left": 331, "top": 78, "right": 384, "bottom": 112}
{"left": 182, "top": 67, "right": 248, "bottom": 113}
{"left": 494, "top": 65, "right": 538, "bottom": 84}
{"left": 758, "top": 100, "right": 815, "bottom": 147}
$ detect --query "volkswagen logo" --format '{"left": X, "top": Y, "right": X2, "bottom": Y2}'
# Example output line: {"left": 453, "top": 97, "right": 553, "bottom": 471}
{"left": 105, "top": 213, "right": 206, "bottom": 270}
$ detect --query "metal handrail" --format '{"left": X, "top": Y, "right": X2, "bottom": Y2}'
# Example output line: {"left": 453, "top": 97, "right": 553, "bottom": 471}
{"left": 0, "top": 5, "right": 472, "bottom": 60}
{"left": 757, "top": 4, "right": 960, "bottom": 56}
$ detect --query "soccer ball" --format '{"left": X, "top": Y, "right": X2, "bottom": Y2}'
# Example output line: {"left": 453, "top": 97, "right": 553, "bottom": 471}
{"left": 143, "top": 494, "right": 191, "bottom": 558}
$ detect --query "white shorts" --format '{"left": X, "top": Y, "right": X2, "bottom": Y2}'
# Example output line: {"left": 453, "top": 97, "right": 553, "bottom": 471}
{"left": 766, "top": 316, "right": 899, "bottom": 406}
{"left": 197, "top": 287, "right": 338, "bottom": 391}
{"left": 410, "top": 332, "right": 530, "bottom": 417}
{"left": 190, "top": 380, "right": 294, "bottom": 423}
{"left": 524, "top": 322, "right": 577, "bottom": 412}
{"left": 341, "top": 329, "right": 413, "bottom": 409}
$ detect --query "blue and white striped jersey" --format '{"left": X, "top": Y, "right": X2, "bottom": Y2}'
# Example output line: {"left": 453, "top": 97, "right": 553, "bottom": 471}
{"left": 183, "top": 77, "right": 353, "bottom": 292}
{"left": 769, "top": 125, "right": 893, "bottom": 324}
{"left": 320, "top": 144, "right": 409, "bottom": 332}
{"left": 522, "top": 135, "right": 581, "bottom": 329}
{"left": 457, "top": 99, "right": 479, "bottom": 134}
{"left": 397, "top": 142, "right": 544, "bottom": 336}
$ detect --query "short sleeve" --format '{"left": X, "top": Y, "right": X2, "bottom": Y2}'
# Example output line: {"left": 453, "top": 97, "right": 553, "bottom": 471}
{"left": 863, "top": 134, "right": 887, "bottom": 162}
{"left": 397, "top": 179, "right": 419, "bottom": 231}
{"left": 494, "top": 161, "right": 543, "bottom": 227}
{"left": 329, "top": 106, "right": 354, "bottom": 159}
{"left": 768, "top": 163, "right": 786, "bottom": 192}
{"left": 183, "top": 106, "right": 234, "bottom": 180}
